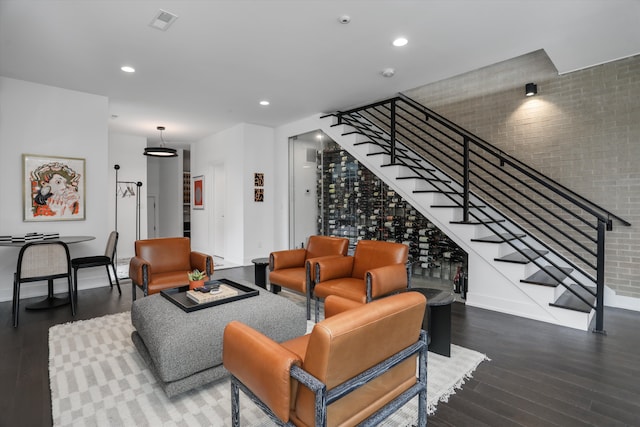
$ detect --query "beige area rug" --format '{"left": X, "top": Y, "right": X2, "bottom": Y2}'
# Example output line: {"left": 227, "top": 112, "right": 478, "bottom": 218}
{"left": 49, "top": 312, "right": 488, "bottom": 426}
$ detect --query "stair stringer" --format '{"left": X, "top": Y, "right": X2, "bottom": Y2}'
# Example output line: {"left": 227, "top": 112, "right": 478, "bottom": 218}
{"left": 322, "top": 123, "right": 595, "bottom": 330}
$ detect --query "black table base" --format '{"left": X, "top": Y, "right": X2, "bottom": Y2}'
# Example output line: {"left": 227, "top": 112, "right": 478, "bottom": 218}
{"left": 410, "top": 288, "right": 455, "bottom": 357}
{"left": 251, "top": 258, "right": 280, "bottom": 293}
{"left": 25, "top": 279, "right": 71, "bottom": 310}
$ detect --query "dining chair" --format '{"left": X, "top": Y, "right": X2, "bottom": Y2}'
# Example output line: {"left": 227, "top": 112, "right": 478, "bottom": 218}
{"left": 13, "top": 240, "right": 75, "bottom": 327}
{"left": 71, "top": 231, "right": 121, "bottom": 302}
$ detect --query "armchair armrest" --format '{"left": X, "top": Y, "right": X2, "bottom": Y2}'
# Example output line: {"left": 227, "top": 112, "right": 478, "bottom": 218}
{"left": 315, "top": 256, "right": 355, "bottom": 282}
{"left": 223, "top": 321, "right": 302, "bottom": 423}
{"left": 270, "top": 248, "right": 307, "bottom": 271}
{"left": 366, "top": 263, "right": 409, "bottom": 301}
{"left": 190, "top": 251, "right": 213, "bottom": 276}
{"left": 324, "top": 295, "right": 363, "bottom": 318}
{"left": 128, "top": 256, "right": 150, "bottom": 286}
{"left": 305, "top": 255, "right": 345, "bottom": 285}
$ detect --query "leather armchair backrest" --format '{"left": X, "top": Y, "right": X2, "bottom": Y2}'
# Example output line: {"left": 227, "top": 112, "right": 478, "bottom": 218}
{"left": 135, "top": 237, "right": 191, "bottom": 274}
{"left": 351, "top": 240, "right": 408, "bottom": 279}
{"left": 295, "top": 292, "right": 426, "bottom": 426}
{"left": 305, "top": 235, "right": 349, "bottom": 260}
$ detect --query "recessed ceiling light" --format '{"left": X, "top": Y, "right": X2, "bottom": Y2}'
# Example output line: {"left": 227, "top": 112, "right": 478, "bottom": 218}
{"left": 393, "top": 37, "right": 408, "bottom": 47}
{"left": 381, "top": 68, "right": 395, "bottom": 78}
{"left": 259, "top": 100, "right": 270, "bottom": 106}
{"left": 121, "top": 66, "right": 135, "bottom": 73}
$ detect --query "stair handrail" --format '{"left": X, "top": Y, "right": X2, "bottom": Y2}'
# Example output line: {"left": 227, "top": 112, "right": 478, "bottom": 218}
{"left": 395, "top": 93, "right": 631, "bottom": 227}
{"left": 331, "top": 95, "right": 631, "bottom": 333}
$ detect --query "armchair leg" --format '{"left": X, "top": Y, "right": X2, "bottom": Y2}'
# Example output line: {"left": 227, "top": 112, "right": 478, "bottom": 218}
{"left": 231, "top": 377, "right": 240, "bottom": 427}
{"left": 305, "top": 290, "right": 311, "bottom": 321}
{"left": 132, "top": 282, "right": 137, "bottom": 302}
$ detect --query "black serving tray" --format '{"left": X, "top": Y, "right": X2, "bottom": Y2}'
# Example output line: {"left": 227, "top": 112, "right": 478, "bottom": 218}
{"left": 160, "top": 278, "right": 259, "bottom": 313}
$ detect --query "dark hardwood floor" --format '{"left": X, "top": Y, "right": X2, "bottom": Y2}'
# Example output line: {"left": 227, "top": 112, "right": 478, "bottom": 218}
{"left": 2, "top": 266, "right": 639, "bottom": 426}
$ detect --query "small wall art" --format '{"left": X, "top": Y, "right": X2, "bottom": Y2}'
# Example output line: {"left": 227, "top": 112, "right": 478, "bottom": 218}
{"left": 254, "top": 172, "right": 264, "bottom": 202}
{"left": 23, "top": 154, "right": 85, "bottom": 222}
{"left": 193, "top": 175, "right": 204, "bottom": 209}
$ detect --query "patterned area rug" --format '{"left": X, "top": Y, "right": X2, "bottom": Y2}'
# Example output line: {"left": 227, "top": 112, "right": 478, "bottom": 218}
{"left": 49, "top": 312, "right": 487, "bottom": 426}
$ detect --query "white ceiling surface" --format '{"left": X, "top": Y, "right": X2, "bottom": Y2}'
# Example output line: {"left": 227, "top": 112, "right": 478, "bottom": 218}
{"left": 1, "top": 0, "right": 639, "bottom": 147}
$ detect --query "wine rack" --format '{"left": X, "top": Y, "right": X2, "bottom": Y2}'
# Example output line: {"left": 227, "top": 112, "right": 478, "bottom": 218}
{"left": 316, "top": 142, "right": 465, "bottom": 276}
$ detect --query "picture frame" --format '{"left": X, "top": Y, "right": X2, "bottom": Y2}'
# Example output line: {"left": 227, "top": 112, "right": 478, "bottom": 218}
{"left": 254, "top": 188, "right": 264, "bottom": 202}
{"left": 23, "top": 154, "right": 85, "bottom": 222}
{"left": 193, "top": 175, "right": 204, "bottom": 209}
{"left": 254, "top": 173, "right": 264, "bottom": 187}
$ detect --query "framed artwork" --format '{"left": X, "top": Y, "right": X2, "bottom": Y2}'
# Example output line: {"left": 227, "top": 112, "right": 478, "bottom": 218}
{"left": 254, "top": 188, "right": 264, "bottom": 202}
{"left": 254, "top": 172, "right": 264, "bottom": 202}
{"left": 193, "top": 175, "right": 204, "bottom": 209}
{"left": 23, "top": 154, "right": 85, "bottom": 222}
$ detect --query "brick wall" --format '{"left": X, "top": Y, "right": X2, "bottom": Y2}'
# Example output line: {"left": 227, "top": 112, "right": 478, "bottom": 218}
{"left": 404, "top": 50, "right": 640, "bottom": 299}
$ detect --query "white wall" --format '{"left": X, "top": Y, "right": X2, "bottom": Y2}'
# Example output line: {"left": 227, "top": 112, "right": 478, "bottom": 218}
{"left": 0, "top": 77, "right": 110, "bottom": 301}
{"left": 191, "top": 123, "right": 275, "bottom": 265}
{"left": 155, "top": 149, "right": 184, "bottom": 238}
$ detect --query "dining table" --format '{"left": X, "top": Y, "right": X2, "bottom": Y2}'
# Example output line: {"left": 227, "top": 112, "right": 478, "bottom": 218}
{"left": 0, "top": 235, "right": 95, "bottom": 310}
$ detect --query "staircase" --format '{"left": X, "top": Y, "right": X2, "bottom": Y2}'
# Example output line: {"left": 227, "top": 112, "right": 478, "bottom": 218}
{"left": 320, "top": 94, "right": 630, "bottom": 332}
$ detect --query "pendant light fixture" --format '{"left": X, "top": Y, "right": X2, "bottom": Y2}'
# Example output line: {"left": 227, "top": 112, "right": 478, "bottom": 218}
{"left": 144, "top": 126, "right": 178, "bottom": 157}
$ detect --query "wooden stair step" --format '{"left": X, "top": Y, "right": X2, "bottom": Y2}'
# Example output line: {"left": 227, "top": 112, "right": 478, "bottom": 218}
{"left": 470, "top": 233, "right": 525, "bottom": 243}
{"left": 521, "top": 266, "right": 574, "bottom": 287}
{"left": 495, "top": 249, "right": 549, "bottom": 264}
{"left": 550, "top": 284, "right": 596, "bottom": 313}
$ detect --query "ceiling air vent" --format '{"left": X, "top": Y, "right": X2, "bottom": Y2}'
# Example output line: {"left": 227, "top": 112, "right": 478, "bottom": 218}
{"left": 149, "top": 9, "right": 178, "bottom": 31}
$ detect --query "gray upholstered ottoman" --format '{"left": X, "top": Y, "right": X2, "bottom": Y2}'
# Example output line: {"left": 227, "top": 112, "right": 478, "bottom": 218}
{"left": 131, "top": 279, "right": 306, "bottom": 397}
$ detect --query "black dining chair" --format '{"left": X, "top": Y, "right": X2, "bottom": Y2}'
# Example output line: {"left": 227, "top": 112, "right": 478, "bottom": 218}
{"left": 13, "top": 240, "right": 76, "bottom": 327}
{"left": 71, "top": 231, "right": 121, "bottom": 302}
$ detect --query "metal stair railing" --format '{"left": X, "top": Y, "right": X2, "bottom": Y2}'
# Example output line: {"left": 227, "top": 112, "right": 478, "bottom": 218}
{"left": 328, "top": 94, "right": 631, "bottom": 333}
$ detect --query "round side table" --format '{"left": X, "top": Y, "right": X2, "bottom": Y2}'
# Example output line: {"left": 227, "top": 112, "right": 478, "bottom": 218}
{"left": 251, "top": 258, "right": 269, "bottom": 290}
{"left": 410, "top": 288, "right": 455, "bottom": 357}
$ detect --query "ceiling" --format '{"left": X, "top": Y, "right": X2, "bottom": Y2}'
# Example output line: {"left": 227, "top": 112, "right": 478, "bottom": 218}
{"left": 1, "top": 1, "right": 639, "bottom": 148}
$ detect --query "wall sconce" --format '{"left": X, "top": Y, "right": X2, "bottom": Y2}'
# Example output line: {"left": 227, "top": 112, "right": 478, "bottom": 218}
{"left": 525, "top": 83, "right": 538, "bottom": 97}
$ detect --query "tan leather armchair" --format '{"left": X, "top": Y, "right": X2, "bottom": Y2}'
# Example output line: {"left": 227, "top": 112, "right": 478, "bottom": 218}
{"left": 223, "top": 292, "right": 428, "bottom": 427}
{"left": 312, "top": 239, "right": 410, "bottom": 321}
{"left": 269, "top": 235, "right": 349, "bottom": 320}
{"left": 129, "top": 237, "right": 213, "bottom": 301}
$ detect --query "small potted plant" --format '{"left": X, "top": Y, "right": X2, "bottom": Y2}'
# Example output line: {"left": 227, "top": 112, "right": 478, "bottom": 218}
{"left": 187, "top": 269, "right": 207, "bottom": 290}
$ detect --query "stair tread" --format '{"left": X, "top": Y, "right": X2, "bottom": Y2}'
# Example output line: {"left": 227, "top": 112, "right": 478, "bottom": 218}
{"left": 450, "top": 219, "right": 505, "bottom": 225}
{"left": 413, "top": 189, "right": 460, "bottom": 194}
{"left": 521, "top": 266, "right": 574, "bottom": 287}
{"left": 470, "top": 233, "right": 525, "bottom": 243}
{"left": 396, "top": 176, "right": 443, "bottom": 181}
{"left": 431, "top": 204, "right": 487, "bottom": 209}
{"left": 550, "top": 284, "right": 596, "bottom": 313}
{"left": 495, "top": 249, "right": 549, "bottom": 264}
